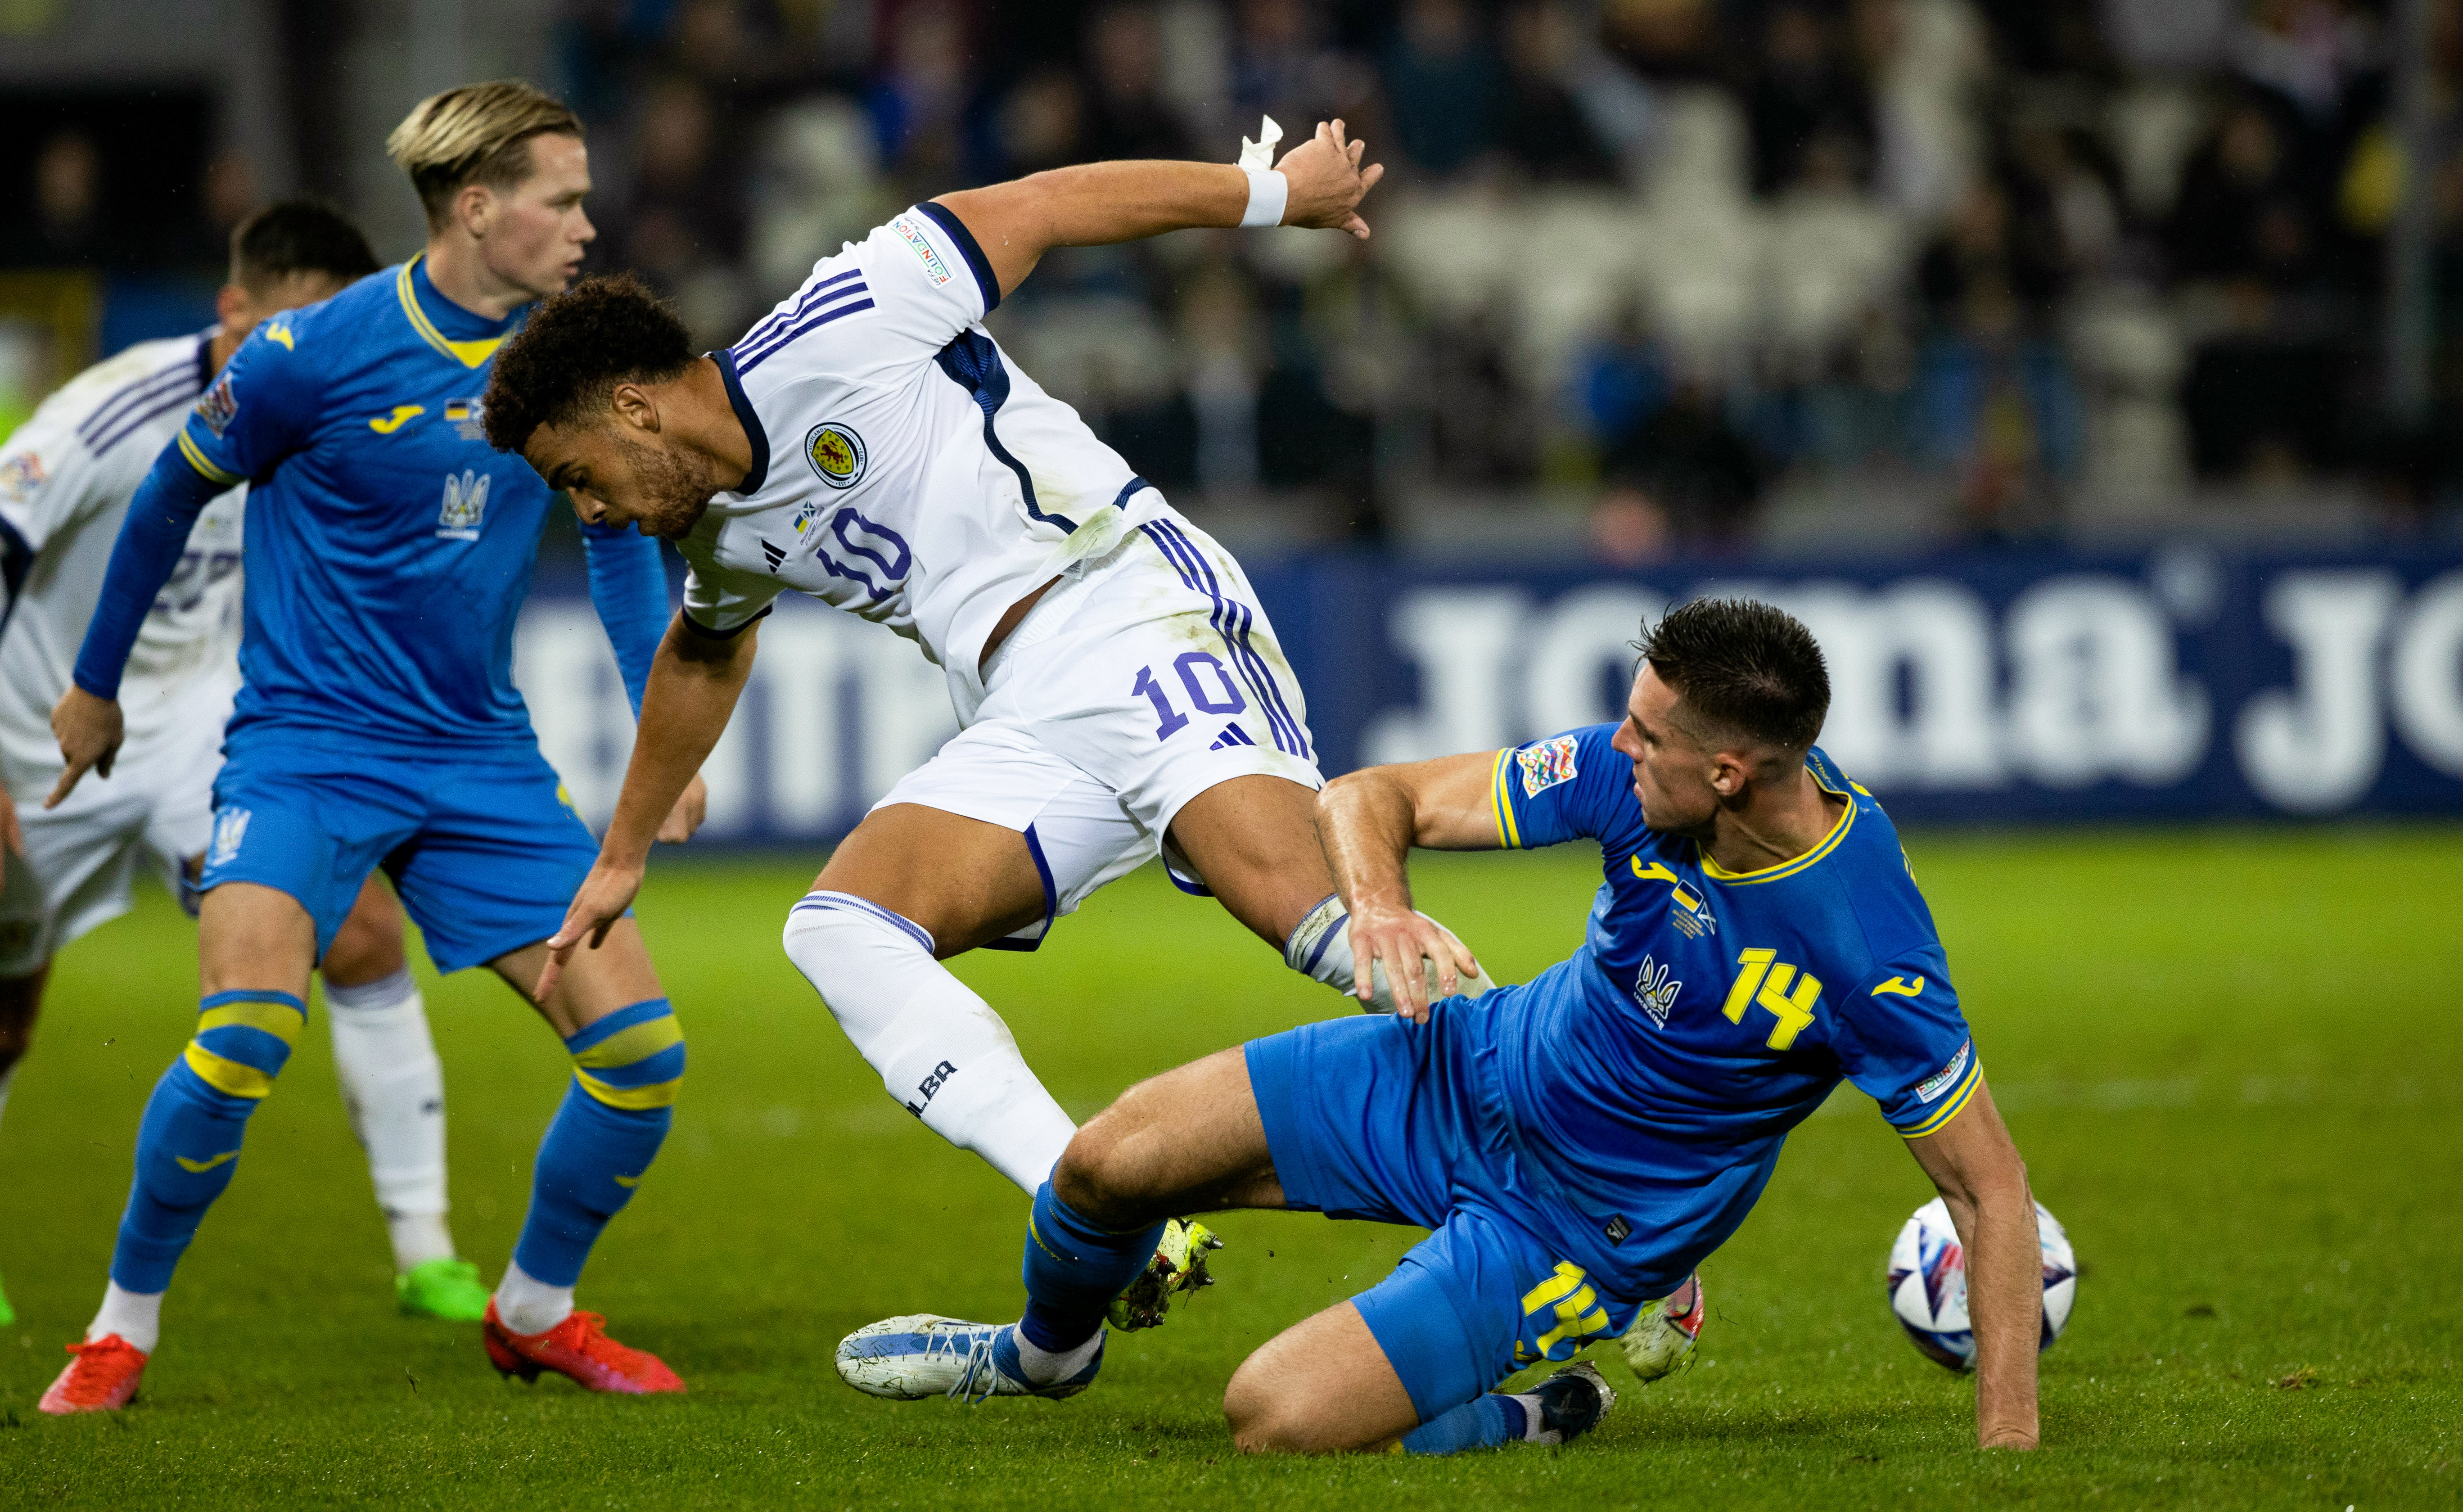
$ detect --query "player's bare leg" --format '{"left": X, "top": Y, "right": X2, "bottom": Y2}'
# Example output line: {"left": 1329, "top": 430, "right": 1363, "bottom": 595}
{"left": 1224, "top": 1301, "right": 1419, "bottom": 1452}
{"left": 474, "top": 919, "right": 684, "bottom": 1394}
{"left": 1168, "top": 775, "right": 1495, "bottom": 1014}
{"left": 320, "top": 878, "right": 478, "bottom": 1318}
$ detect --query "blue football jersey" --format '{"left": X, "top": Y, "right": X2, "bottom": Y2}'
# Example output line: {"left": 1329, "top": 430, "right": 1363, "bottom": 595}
{"left": 1461, "top": 724, "right": 1980, "bottom": 1299}
{"left": 173, "top": 257, "right": 551, "bottom": 754}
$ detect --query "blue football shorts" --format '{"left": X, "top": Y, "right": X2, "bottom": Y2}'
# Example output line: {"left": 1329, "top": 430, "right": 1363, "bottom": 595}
{"left": 201, "top": 739, "right": 601, "bottom": 974}
{"left": 1245, "top": 1004, "right": 1647, "bottom": 1422}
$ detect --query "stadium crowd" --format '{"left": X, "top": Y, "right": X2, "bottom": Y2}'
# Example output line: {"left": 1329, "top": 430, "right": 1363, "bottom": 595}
{"left": 12, "top": 0, "right": 2463, "bottom": 553}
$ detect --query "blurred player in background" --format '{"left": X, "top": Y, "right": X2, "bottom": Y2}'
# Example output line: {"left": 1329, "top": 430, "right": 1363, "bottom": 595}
{"left": 839, "top": 600, "right": 2042, "bottom": 1458}
{"left": 37, "top": 81, "right": 708, "bottom": 1414}
{"left": 485, "top": 118, "right": 1493, "bottom": 1320}
{"left": 0, "top": 201, "right": 493, "bottom": 1330}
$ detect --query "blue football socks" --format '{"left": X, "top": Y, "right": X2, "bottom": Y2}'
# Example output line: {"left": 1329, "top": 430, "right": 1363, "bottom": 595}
{"left": 1402, "top": 1393, "right": 1529, "bottom": 1455}
{"left": 112, "top": 990, "right": 306, "bottom": 1292}
{"left": 1018, "top": 1179, "right": 1162, "bottom": 1353}
{"left": 510, "top": 999, "right": 682, "bottom": 1287}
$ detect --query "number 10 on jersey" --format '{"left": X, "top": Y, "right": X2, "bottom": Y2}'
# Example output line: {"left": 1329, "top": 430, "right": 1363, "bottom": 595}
{"left": 1132, "top": 652, "right": 1247, "bottom": 740}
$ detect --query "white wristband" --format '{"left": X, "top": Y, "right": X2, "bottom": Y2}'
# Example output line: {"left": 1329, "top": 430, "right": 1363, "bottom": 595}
{"left": 1241, "top": 168, "right": 1289, "bottom": 229}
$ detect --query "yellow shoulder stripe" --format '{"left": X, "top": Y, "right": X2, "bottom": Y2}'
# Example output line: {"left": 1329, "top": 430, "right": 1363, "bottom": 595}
{"left": 1489, "top": 748, "right": 1522, "bottom": 849}
{"left": 177, "top": 431, "right": 243, "bottom": 487}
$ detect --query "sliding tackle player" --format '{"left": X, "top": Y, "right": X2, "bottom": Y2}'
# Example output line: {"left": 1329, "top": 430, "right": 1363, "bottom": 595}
{"left": 839, "top": 599, "right": 2043, "bottom": 1457}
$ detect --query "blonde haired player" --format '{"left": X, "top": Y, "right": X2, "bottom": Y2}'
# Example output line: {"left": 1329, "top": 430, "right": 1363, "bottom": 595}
{"left": 41, "top": 81, "right": 705, "bottom": 1413}
{"left": 0, "top": 201, "right": 490, "bottom": 1328}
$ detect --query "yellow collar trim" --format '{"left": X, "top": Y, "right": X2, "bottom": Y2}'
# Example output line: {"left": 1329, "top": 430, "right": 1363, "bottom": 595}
{"left": 396, "top": 256, "right": 504, "bottom": 369}
{"left": 1699, "top": 765, "right": 1855, "bottom": 885}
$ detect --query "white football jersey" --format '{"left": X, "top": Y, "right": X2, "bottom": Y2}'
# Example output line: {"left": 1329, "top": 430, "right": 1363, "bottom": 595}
{"left": 679, "top": 203, "right": 1163, "bottom": 689}
{"left": 0, "top": 332, "right": 246, "bottom": 795}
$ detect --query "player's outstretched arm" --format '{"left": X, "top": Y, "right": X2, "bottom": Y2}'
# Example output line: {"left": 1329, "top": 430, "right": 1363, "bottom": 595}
{"left": 933, "top": 118, "right": 1383, "bottom": 298}
{"left": 534, "top": 612, "right": 759, "bottom": 1002}
{"left": 1904, "top": 1077, "right": 2041, "bottom": 1450}
{"left": 1315, "top": 751, "right": 1500, "bottom": 1022}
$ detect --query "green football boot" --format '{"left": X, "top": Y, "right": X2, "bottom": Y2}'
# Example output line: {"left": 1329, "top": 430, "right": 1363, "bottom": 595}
{"left": 396, "top": 1257, "right": 490, "bottom": 1322}
{"left": 1106, "top": 1218, "right": 1222, "bottom": 1331}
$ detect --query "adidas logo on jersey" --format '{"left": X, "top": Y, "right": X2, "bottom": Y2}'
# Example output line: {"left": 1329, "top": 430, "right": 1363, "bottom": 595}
{"left": 762, "top": 539, "right": 785, "bottom": 572}
{"left": 1208, "top": 722, "right": 1258, "bottom": 750}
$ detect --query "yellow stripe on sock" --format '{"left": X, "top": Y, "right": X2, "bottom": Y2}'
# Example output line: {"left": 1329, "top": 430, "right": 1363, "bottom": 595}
{"left": 183, "top": 1042, "right": 275, "bottom": 1099}
{"left": 573, "top": 1070, "right": 681, "bottom": 1110}
{"left": 198, "top": 1000, "right": 303, "bottom": 1046}
{"left": 572, "top": 1014, "right": 683, "bottom": 1070}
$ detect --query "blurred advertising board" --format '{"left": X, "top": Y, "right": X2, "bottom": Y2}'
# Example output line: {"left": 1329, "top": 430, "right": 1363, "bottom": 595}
{"left": 515, "top": 543, "right": 2463, "bottom": 841}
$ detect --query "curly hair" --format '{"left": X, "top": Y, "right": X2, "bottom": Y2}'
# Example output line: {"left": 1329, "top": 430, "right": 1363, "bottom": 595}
{"left": 484, "top": 273, "right": 695, "bottom": 454}
{"left": 1636, "top": 598, "right": 1830, "bottom": 754}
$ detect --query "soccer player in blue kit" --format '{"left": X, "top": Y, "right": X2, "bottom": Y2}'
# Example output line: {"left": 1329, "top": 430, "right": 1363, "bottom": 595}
{"left": 839, "top": 599, "right": 2043, "bottom": 1455}
{"left": 36, "top": 81, "right": 706, "bottom": 1413}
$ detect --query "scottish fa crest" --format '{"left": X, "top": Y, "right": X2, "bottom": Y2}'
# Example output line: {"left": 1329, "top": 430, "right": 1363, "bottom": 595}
{"left": 804, "top": 422, "right": 867, "bottom": 489}
{"left": 437, "top": 468, "right": 490, "bottom": 539}
{"left": 1633, "top": 954, "right": 1681, "bottom": 1029}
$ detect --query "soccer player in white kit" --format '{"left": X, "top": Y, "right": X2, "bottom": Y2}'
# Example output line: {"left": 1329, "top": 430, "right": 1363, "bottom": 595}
{"left": 486, "top": 120, "right": 1490, "bottom": 1304}
{"left": 0, "top": 201, "right": 492, "bottom": 1326}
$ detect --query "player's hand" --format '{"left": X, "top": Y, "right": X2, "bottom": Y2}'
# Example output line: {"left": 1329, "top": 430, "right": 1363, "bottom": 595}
{"left": 0, "top": 776, "right": 20, "bottom": 889}
{"left": 534, "top": 857, "right": 646, "bottom": 1003}
{"left": 1277, "top": 118, "right": 1385, "bottom": 239}
{"left": 656, "top": 773, "right": 708, "bottom": 844}
{"left": 47, "top": 687, "right": 125, "bottom": 808}
{"left": 1346, "top": 899, "right": 1481, "bottom": 1024}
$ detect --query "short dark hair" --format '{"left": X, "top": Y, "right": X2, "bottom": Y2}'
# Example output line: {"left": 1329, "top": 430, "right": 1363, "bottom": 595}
{"left": 483, "top": 273, "right": 695, "bottom": 453}
{"left": 1637, "top": 597, "right": 1830, "bottom": 754}
{"left": 229, "top": 199, "right": 380, "bottom": 292}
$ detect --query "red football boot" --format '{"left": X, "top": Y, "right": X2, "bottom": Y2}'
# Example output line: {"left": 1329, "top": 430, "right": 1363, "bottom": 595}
{"left": 38, "top": 1335, "right": 149, "bottom": 1414}
{"left": 483, "top": 1302, "right": 684, "bottom": 1394}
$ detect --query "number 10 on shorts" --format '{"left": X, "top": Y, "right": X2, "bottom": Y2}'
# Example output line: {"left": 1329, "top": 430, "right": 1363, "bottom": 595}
{"left": 1132, "top": 652, "right": 1246, "bottom": 740}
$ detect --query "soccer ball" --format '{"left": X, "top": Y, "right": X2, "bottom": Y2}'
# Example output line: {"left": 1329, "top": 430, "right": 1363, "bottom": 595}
{"left": 1886, "top": 1196, "right": 2075, "bottom": 1372}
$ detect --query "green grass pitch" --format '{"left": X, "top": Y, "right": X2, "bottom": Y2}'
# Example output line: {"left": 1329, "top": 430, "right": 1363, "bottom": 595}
{"left": 0, "top": 829, "right": 2456, "bottom": 1507}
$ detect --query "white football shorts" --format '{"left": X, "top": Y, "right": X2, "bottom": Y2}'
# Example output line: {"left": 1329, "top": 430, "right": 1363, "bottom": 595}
{"left": 873, "top": 511, "right": 1322, "bottom": 949}
{"left": 0, "top": 671, "right": 232, "bottom": 975}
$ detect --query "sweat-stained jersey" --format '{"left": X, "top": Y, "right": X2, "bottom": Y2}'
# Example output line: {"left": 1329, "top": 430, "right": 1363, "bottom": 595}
{"left": 0, "top": 332, "right": 244, "bottom": 795}
{"left": 154, "top": 257, "right": 559, "bottom": 755}
{"left": 1451, "top": 727, "right": 1978, "bottom": 1301}
{"left": 675, "top": 203, "right": 1161, "bottom": 694}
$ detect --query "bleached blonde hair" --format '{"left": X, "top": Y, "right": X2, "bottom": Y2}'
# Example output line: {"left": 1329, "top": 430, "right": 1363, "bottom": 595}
{"left": 385, "top": 80, "right": 583, "bottom": 230}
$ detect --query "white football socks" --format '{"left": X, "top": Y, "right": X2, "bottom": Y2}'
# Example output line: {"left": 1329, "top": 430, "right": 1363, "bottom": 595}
{"left": 1012, "top": 1325, "right": 1104, "bottom": 1386}
{"left": 782, "top": 891, "right": 1078, "bottom": 1194}
{"left": 324, "top": 967, "right": 456, "bottom": 1272}
{"left": 1285, "top": 894, "right": 1498, "bottom": 1012}
{"left": 492, "top": 1257, "right": 573, "bottom": 1336}
{"left": 87, "top": 1281, "right": 163, "bottom": 1354}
